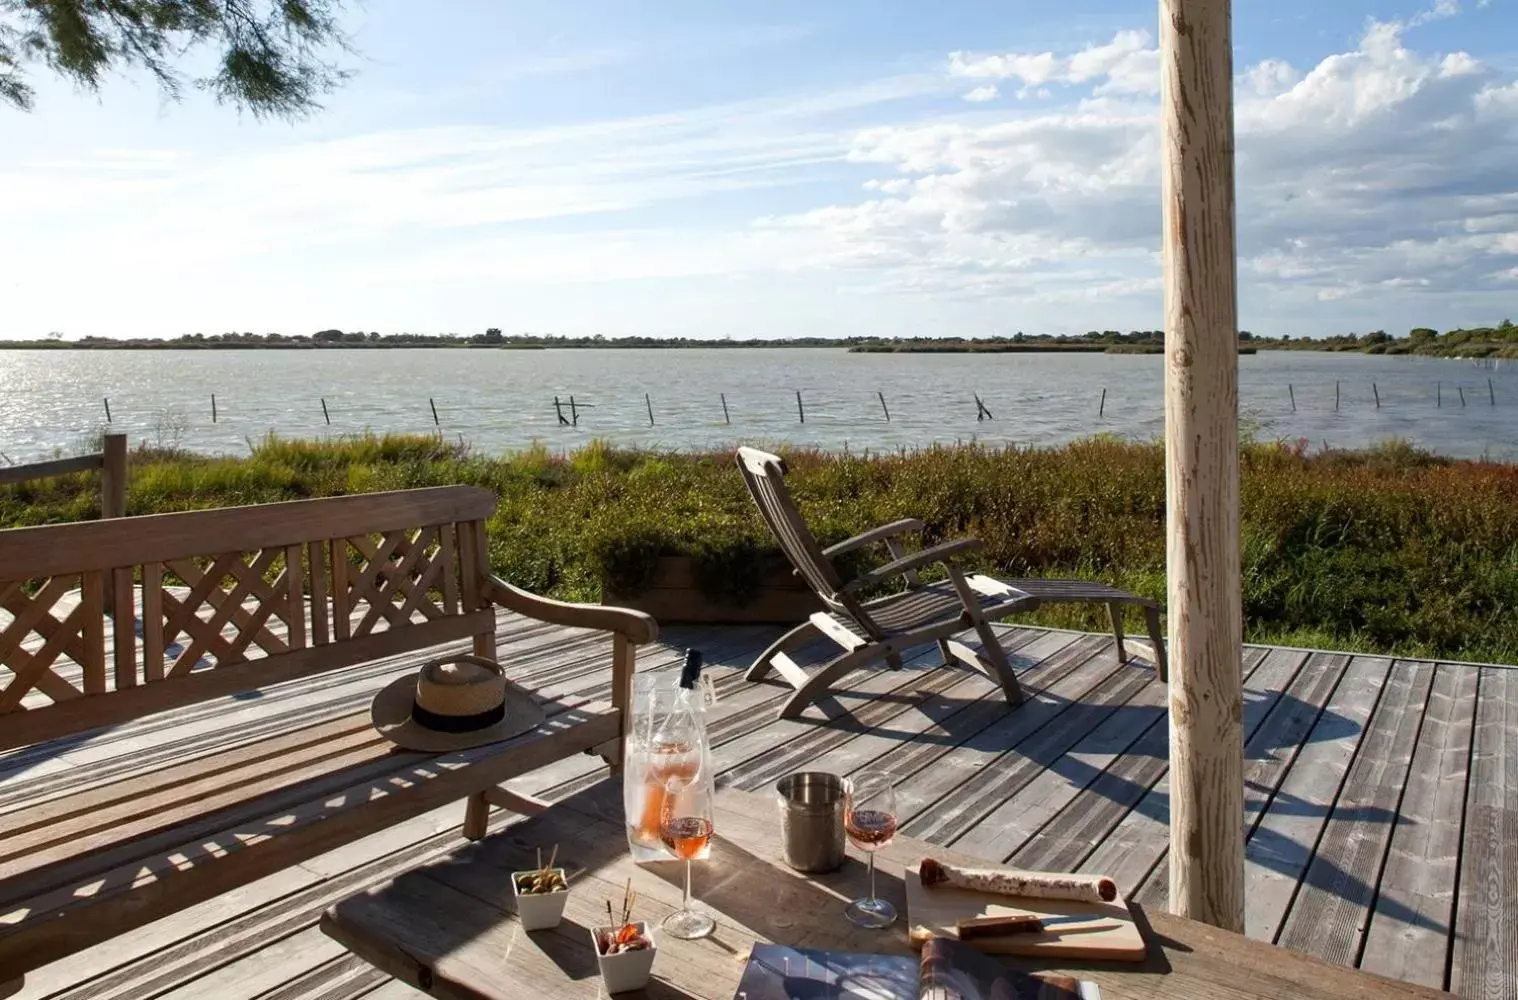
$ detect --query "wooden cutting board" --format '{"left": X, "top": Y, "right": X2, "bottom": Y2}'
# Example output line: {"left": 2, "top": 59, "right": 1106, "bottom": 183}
{"left": 904, "top": 862, "right": 1147, "bottom": 962}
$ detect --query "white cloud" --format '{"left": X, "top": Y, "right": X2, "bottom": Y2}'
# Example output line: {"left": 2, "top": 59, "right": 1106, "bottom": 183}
{"left": 5, "top": 11, "right": 1518, "bottom": 338}
{"left": 948, "top": 31, "right": 1159, "bottom": 98}
{"left": 1245, "top": 59, "right": 1302, "bottom": 96}
{"left": 1409, "top": 0, "right": 1460, "bottom": 26}
{"left": 949, "top": 50, "right": 1058, "bottom": 86}
{"left": 767, "top": 17, "right": 1518, "bottom": 322}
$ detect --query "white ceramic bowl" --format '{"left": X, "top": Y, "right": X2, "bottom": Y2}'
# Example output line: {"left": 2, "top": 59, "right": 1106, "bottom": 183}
{"left": 591, "top": 921, "right": 657, "bottom": 994}
{"left": 510, "top": 869, "right": 569, "bottom": 930}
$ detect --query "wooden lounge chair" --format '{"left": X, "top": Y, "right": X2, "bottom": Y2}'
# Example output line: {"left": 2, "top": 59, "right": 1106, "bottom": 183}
{"left": 735, "top": 447, "right": 1166, "bottom": 721}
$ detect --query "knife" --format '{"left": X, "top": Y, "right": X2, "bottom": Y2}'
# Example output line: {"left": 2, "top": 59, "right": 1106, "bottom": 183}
{"left": 956, "top": 913, "right": 1112, "bottom": 940}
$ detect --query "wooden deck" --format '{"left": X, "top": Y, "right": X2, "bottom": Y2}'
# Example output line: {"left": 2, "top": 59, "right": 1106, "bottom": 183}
{"left": 2, "top": 613, "right": 1513, "bottom": 1000}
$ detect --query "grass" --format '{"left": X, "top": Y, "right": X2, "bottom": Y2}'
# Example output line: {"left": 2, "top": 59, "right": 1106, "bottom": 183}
{"left": 3, "top": 432, "right": 1516, "bottom": 664}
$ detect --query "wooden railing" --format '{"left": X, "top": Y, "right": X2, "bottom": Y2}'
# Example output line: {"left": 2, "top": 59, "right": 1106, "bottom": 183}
{"left": 0, "top": 434, "right": 127, "bottom": 614}
{"left": 0, "top": 433, "right": 126, "bottom": 519}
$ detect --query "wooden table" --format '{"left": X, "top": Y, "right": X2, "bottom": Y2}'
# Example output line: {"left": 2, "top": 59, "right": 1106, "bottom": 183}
{"left": 321, "top": 780, "right": 1454, "bottom": 1000}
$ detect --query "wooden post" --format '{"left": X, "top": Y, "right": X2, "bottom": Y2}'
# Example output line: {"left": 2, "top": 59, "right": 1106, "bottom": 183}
{"left": 103, "top": 398, "right": 112, "bottom": 423}
{"left": 570, "top": 396, "right": 579, "bottom": 426}
{"left": 1161, "top": 0, "right": 1244, "bottom": 933}
{"left": 101, "top": 434, "right": 126, "bottom": 520}
{"left": 100, "top": 433, "right": 127, "bottom": 617}
{"left": 1099, "top": 388, "right": 1107, "bottom": 417}
{"left": 211, "top": 393, "right": 218, "bottom": 423}
{"left": 1437, "top": 382, "right": 1441, "bottom": 408}
{"left": 645, "top": 393, "right": 655, "bottom": 426}
{"left": 429, "top": 398, "right": 440, "bottom": 426}
{"left": 795, "top": 390, "right": 805, "bottom": 423}
{"left": 1458, "top": 385, "right": 1466, "bottom": 407}
{"left": 1490, "top": 377, "right": 1497, "bottom": 406}
{"left": 554, "top": 396, "right": 568, "bottom": 425}
{"left": 721, "top": 393, "right": 730, "bottom": 424}
{"left": 1287, "top": 384, "right": 1295, "bottom": 412}
{"left": 1335, "top": 380, "right": 1340, "bottom": 411}
{"left": 878, "top": 391, "right": 891, "bottom": 422}
{"left": 321, "top": 398, "right": 331, "bottom": 425}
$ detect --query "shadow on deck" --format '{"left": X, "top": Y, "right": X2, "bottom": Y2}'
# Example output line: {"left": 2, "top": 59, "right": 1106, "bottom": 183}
{"left": 0, "top": 615, "right": 1512, "bottom": 999}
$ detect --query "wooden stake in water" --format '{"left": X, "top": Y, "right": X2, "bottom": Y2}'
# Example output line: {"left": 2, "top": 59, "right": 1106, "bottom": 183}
{"left": 429, "top": 398, "right": 440, "bottom": 426}
{"left": 721, "top": 393, "right": 730, "bottom": 424}
{"left": 1372, "top": 382, "right": 1380, "bottom": 409}
{"left": 1459, "top": 386, "right": 1466, "bottom": 407}
{"left": 878, "top": 391, "right": 890, "bottom": 422}
{"left": 103, "top": 398, "right": 112, "bottom": 423}
{"left": 1491, "top": 377, "right": 1497, "bottom": 406}
{"left": 645, "top": 393, "right": 654, "bottom": 426}
{"left": 211, "top": 393, "right": 218, "bottom": 423}
{"left": 796, "top": 390, "right": 805, "bottom": 423}
{"left": 321, "top": 398, "right": 331, "bottom": 425}
{"left": 1288, "top": 384, "right": 1295, "bottom": 413}
{"left": 974, "top": 394, "right": 993, "bottom": 421}
{"left": 1335, "top": 381, "right": 1340, "bottom": 411}
{"left": 570, "top": 396, "right": 579, "bottom": 426}
{"left": 1099, "top": 388, "right": 1107, "bottom": 417}
{"left": 554, "top": 396, "right": 568, "bottom": 426}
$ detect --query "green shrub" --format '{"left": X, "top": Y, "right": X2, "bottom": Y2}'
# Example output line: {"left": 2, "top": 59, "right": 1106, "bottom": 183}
{"left": 1, "top": 432, "right": 1514, "bottom": 663}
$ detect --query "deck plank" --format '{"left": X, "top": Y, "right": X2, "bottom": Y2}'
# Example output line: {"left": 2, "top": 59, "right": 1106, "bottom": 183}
{"left": 958, "top": 643, "right": 1207, "bottom": 864}
{"left": 1359, "top": 663, "right": 1479, "bottom": 990}
{"left": 891, "top": 634, "right": 1119, "bottom": 837}
{"left": 1010, "top": 646, "right": 1285, "bottom": 873}
{"left": 1275, "top": 659, "right": 1435, "bottom": 965}
{"left": 1239, "top": 654, "right": 1395, "bottom": 942}
{"left": 1449, "top": 667, "right": 1518, "bottom": 999}
{"left": 946, "top": 658, "right": 1164, "bottom": 860}
{"left": 1104, "top": 650, "right": 1353, "bottom": 900}
{"left": 1, "top": 620, "right": 1512, "bottom": 1000}
{"left": 722, "top": 628, "right": 1052, "bottom": 793}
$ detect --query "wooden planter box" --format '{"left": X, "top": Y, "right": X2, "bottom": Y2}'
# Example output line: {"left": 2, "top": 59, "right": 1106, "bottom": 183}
{"left": 603, "top": 556, "right": 821, "bottom": 624}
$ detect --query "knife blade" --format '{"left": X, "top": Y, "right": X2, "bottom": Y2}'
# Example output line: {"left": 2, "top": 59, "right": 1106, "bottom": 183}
{"left": 955, "top": 912, "right": 1114, "bottom": 940}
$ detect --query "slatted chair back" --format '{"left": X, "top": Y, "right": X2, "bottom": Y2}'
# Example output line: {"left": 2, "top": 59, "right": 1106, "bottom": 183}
{"left": 734, "top": 448, "right": 881, "bottom": 635}
{"left": 0, "top": 486, "right": 499, "bottom": 751}
{"left": 734, "top": 448, "right": 842, "bottom": 598}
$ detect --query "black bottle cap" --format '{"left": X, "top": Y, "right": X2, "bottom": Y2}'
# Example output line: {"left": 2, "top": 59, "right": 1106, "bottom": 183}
{"left": 679, "top": 648, "right": 703, "bottom": 689}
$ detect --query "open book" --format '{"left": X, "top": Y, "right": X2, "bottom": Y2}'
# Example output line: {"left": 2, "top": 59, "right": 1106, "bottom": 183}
{"left": 734, "top": 940, "right": 1101, "bottom": 1000}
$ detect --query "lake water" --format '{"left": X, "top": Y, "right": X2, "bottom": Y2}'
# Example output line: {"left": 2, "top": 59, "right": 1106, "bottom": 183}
{"left": 1, "top": 348, "right": 1514, "bottom": 462}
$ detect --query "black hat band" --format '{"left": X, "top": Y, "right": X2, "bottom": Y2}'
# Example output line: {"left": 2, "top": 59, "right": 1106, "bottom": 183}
{"left": 410, "top": 699, "right": 506, "bottom": 733}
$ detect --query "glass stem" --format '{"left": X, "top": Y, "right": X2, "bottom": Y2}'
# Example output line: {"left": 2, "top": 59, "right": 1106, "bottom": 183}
{"left": 868, "top": 850, "right": 877, "bottom": 904}
{"left": 683, "top": 859, "right": 692, "bottom": 912}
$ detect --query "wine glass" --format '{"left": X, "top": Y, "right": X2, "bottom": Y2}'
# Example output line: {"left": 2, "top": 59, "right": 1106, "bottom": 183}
{"left": 659, "top": 774, "right": 716, "bottom": 939}
{"left": 843, "top": 772, "right": 898, "bottom": 929}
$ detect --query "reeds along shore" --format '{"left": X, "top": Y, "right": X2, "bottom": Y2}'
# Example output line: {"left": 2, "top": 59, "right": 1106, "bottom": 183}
{"left": 2, "top": 432, "right": 1515, "bottom": 664}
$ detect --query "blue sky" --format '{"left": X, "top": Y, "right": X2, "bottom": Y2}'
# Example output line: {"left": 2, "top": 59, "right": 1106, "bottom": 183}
{"left": 3, "top": 0, "right": 1516, "bottom": 339}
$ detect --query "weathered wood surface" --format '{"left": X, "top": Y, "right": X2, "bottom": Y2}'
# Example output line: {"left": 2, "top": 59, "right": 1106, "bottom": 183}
{"left": 1160, "top": 0, "right": 1245, "bottom": 932}
{"left": 323, "top": 782, "right": 1450, "bottom": 1000}
{"left": 0, "top": 616, "right": 1510, "bottom": 999}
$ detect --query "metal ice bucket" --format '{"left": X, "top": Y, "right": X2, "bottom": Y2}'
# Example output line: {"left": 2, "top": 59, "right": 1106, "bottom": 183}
{"left": 775, "top": 771, "right": 847, "bottom": 873}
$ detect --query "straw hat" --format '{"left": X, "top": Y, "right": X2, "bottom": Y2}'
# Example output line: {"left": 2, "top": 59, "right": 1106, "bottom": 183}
{"left": 371, "top": 655, "right": 545, "bottom": 752}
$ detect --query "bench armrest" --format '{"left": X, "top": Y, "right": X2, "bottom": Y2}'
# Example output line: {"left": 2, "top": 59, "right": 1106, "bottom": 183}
{"left": 484, "top": 576, "right": 658, "bottom": 646}
{"left": 839, "top": 538, "right": 984, "bottom": 593}
{"left": 822, "top": 518, "right": 926, "bottom": 559}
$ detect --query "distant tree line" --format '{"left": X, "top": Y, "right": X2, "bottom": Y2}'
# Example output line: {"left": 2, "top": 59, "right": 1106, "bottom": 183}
{"left": 1248, "top": 320, "right": 1518, "bottom": 358}
{"left": 5, "top": 329, "right": 878, "bottom": 350}
{"left": 6, "top": 322, "right": 1516, "bottom": 358}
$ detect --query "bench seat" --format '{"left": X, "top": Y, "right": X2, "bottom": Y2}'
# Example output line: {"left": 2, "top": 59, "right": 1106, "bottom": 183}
{"left": 0, "top": 638, "right": 618, "bottom": 982}
{"left": 0, "top": 486, "right": 657, "bottom": 986}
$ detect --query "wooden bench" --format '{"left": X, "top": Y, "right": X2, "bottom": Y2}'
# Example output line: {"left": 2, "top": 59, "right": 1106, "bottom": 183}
{"left": 0, "top": 486, "right": 656, "bottom": 986}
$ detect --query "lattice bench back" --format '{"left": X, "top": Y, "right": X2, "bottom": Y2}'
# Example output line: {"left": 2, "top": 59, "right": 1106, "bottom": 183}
{"left": 0, "top": 486, "right": 498, "bottom": 750}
